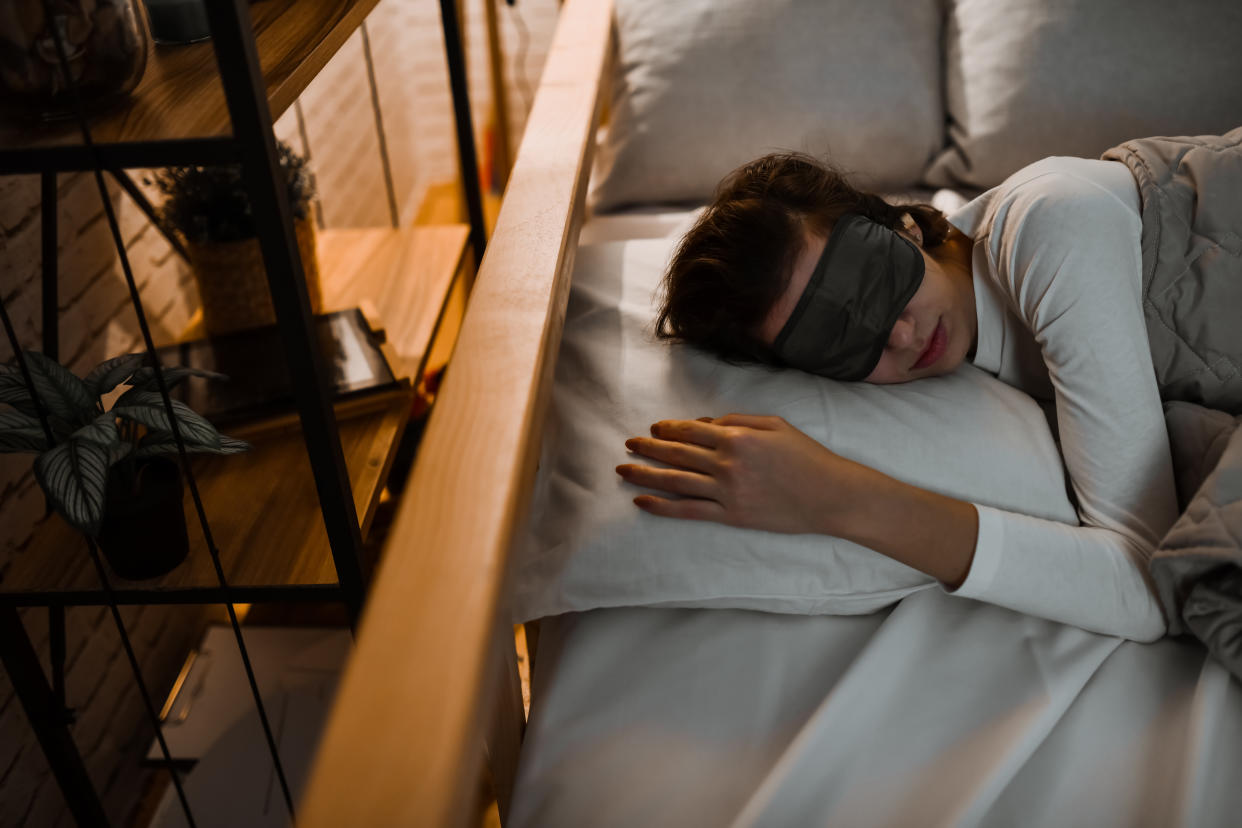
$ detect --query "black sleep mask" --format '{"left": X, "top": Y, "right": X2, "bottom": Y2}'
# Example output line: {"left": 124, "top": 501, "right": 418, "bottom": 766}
{"left": 771, "top": 213, "right": 925, "bottom": 381}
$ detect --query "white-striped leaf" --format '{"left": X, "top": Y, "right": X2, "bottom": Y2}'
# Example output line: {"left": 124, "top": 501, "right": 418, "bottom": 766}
{"left": 217, "top": 435, "right": 250, "bottom": 454}
{"left": 133, "top": 431, "right": 249, "bottom": 458}
{"left": 127, "top": 365, "right": 227, "bottom": 392}
{"left": 84, "top": 353, "right": 146, "bottom": 397}
{"left": 33, "top": 435, "right": 114, "bottom": 536}
{"left": 0, "top": 373, "right": 77, "bottom": 441}
{"left": 0, "top": 374, "right": 36, "bottom": 413}
{"left": 22, "top": 351, "right": 96, "bottom": 425}
{"left": 0, "top": 409, "right": 49, "bottom": 452}
{"left": 112, "top": 390, "right": 222, "bottom": 448}
{"left": 0, "top": 365, "right": 44, "bottom": 418}
{"left": 78, "top": 415, "right": 133, "bottom": 460}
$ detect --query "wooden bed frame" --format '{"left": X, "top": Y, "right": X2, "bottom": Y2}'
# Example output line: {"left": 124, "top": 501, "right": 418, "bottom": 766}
{"left": 299, "top": 0, "right": 615, "bottom": 824}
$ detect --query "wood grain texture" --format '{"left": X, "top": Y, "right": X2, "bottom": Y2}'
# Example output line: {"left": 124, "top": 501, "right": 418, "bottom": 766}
{"left": 0, "top": 390, "right": 409, "bottom": 603}
{"left": 317, "top": 225, "right": 470, "bottom": 380}
{"left": 0, "top": 0, "right": 379, "bottom": 153}
{"left": 298, "top": 0, "right": 615, "bottom": 824}
{"left": 179, "top": 225, "right": 467, "bottom": 360}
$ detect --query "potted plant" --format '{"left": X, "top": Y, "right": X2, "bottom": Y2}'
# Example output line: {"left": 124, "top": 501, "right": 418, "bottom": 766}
{"left": 0, "top": 350, "right": 248, "bottom": 579}
{"left": 151, "top": 141, "right": 323, "bottom": 336}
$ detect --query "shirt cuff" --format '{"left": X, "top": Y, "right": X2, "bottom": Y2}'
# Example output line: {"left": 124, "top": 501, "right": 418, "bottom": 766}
{"left": 942, "top": 504, "right": 1005, "bottom": 599}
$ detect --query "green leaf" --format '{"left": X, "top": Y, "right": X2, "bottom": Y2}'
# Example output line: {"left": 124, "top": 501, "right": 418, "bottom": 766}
{"left": 112, "top": 390, "right": 222, "bottom": 449}
{"left": 127, "top": 365, "right": 227, "bottom": 393}
{"left": 0, "top": 409, "right": 49, "bottom": 452}
{"left": 33, "top": 435, "right": 115, "bottom": 536}
{"left": 0, "top": 371, "right": 38, "bottom": 416}
{"left": 84, "top": 353, "right": 147, "bottom": 397}
{"left": 133, "top": 431, "right": 249, "bottom": 459}
{"left": 21, "top": 351, "right": 96, "bottom": 426}
{"left": 217, "top": 435, "right": 250, "bottom": 454}
{"left": 1, "top": 372, "right": 79, "bottom": 441}
{"left": 76, "top": 415, "right": 133, "bottom": 462}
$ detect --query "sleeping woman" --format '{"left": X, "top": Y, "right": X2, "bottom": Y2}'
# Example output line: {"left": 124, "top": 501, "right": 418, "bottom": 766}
{"left": 614, "top": 144, "right": 1242, "bottom": 642}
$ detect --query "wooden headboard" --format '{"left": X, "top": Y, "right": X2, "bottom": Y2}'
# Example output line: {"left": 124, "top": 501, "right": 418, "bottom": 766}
{"left": 299, "top": 0, "right": 614, "bottom": 824}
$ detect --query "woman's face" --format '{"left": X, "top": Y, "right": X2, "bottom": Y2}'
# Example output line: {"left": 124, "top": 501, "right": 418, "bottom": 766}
{"left": 757, "top": 226, "right": 977, "bottom": 384}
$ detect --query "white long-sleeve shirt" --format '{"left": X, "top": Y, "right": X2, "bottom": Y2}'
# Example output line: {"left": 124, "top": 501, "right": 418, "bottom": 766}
{"left": 943, "top": 157, "right": 1179, "bottom": 641}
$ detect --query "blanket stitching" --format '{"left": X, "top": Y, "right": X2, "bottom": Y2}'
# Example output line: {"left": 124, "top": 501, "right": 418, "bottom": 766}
{"left": 1125, "top": 141, "right": 1242, "bottom": 385}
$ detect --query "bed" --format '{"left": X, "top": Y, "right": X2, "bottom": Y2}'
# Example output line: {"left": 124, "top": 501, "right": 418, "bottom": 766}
{"left": 296, "top": 1, "right": 1242, "bottom": 825}
{"left": 506, "top": 210, "right": 1242, "bottom": 827}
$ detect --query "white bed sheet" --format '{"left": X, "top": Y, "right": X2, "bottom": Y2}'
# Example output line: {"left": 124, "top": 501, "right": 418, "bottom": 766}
{"left": 511, "top": 591, "right": 1242, "bottom": 827}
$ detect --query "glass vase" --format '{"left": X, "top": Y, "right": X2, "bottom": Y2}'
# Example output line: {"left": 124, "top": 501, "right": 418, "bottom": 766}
{"left": 0, "top": 0, "right": 151, "bottom": 121}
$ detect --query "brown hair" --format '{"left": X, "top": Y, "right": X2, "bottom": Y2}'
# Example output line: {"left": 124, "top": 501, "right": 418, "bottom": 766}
{"left": 653, "top": 152, "right": 951, "bottom": 365}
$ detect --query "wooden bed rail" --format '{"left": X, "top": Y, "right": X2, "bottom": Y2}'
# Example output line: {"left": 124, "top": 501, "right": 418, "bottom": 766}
{"left": 299, "top": 0, "right": 614, "bottom": 825}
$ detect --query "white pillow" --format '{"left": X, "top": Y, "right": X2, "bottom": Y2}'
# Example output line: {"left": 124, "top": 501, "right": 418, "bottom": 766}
{"left": 509, "top": 237, "right": 1078, "bottom": 623}
{"left": 589, "top": 0, "right": 944, "bottom": 212}
{"left": 924, "top": 0, "right": 1242, "bottom": 189}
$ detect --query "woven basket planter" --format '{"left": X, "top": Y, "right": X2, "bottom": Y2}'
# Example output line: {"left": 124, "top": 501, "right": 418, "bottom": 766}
{"left": 186, "top": 215, "right": 323, "bottom": 336}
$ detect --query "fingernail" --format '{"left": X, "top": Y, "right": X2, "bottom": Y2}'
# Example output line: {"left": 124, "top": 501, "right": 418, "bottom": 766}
{"left": 624, "top": 439, "right": 636, "bottom": 450}
{"left": 615, "top": 465, "right": 628, "bottom": 475}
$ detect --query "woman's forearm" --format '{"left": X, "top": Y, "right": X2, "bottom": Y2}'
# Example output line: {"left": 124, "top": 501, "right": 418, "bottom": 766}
{"left": 621, "top": 414, "right": 980, "bottom": 587}
{"left": 824, "top": 461, "right": 979, "bottom": 588}
{"left": 622, "top": 415, "right": 1165, "bottom": 639}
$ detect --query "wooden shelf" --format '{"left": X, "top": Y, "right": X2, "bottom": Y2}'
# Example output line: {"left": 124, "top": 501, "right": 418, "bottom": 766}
{"left": 318, "top": 224, "right": 471, "bottom": 381}
{"left": 0, "top": 0, "right": 380, "bottom": 172}
{"left": 0, "top": 224, "right": 470, "bottom": 606}
{"left": 179, "top": 224, "right": 471, "bottom": 377}
{"left": 0, "top": 389, "right": 411, "bottom": 606}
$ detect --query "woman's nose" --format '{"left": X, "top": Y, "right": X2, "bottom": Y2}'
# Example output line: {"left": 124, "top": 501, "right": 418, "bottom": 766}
{"left": 887, "top": 315, "right": 917, "bottom": 351}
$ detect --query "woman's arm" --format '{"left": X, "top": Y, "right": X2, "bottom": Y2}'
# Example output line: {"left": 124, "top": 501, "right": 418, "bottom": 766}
{"left": 961, "top": 162, "right": 1177, "bottom": 640}
{"left": 619, "top": 410, "right": 1169, "bottom": 642}
{"left": 617, "top": 414, "right": 979, "bottom": 587}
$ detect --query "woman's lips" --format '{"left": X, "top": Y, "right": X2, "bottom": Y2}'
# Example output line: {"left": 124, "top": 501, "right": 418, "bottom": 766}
{"left": 912, "top": 320, "right": 947, "bottom": 371}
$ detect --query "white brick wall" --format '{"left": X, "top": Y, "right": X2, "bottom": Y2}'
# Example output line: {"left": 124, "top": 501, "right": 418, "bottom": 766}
{"left": 1, "top": 0, "right": 558, "bottom": 823}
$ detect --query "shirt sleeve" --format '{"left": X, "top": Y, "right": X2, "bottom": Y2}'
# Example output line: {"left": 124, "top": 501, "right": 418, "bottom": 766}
{"left": 943, "top": 164, "right": 1179, "bottom": 642}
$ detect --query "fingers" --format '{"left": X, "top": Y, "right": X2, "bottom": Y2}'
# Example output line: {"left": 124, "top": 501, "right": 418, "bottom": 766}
{"left": 647, "top": 418, "right": 723, "bottom": 447}
{"left": 632, "top": 494, "right": 728, "bottom": 523}
{"left": 629, "top": 415, "right": 786, "bottom": 465}
{"left": 624, "top": 435, "right": 716, "bottom": 473}
{"left": 711, "top": 413, "right": 785, "bottom": 430}
{"left": 616, "top": 463, "right": 716, "bottom": 499}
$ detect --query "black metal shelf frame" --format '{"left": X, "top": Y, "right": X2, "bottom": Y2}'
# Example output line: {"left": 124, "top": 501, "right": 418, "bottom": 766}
{"left": 0, "top": 0, "right": 489, "bottom": 824}
{"left": 0, "top": 137, "right": 239, "bottom": 176}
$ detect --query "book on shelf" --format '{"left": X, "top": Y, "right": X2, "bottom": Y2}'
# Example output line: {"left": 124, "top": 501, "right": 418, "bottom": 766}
{"left": 157, "top": 308, "right": 400, "bottom": 427}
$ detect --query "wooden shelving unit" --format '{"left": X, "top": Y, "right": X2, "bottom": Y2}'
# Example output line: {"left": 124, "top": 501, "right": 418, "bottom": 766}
{"left": 0, "top": 0, "right": 486, "bottom": 823}
{"left": 0, "top": 0, "right": 383, "bottom": 172}
{"left": 2, "top": 391, "right": 409, "bottom": 604}
{"left": 0, "top": 224, "right": 471, "bottom": 607}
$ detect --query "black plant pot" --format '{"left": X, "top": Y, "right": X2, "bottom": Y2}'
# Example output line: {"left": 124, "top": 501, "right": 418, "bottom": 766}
{"left": 97, "top": 458, "right": 190, "bottom": 580}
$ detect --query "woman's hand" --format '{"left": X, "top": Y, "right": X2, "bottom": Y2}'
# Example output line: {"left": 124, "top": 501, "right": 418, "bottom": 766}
{"left": 616, "top": 413, "right": 980, "bottom": 587}
{"left": 616, "top": 414, "right": 867, "bottom": 535}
